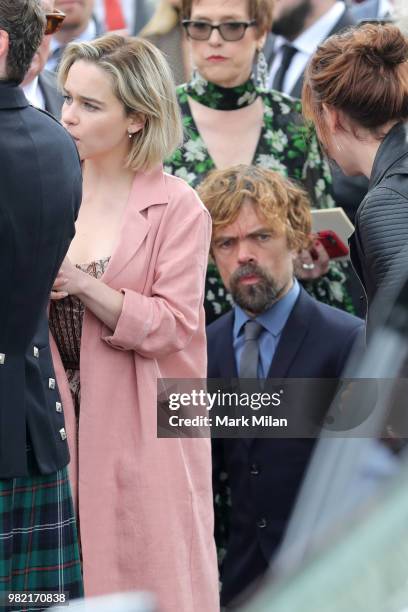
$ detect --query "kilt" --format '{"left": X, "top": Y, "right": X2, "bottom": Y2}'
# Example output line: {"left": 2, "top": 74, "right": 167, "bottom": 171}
{"left": 0, "top": 448, "right": 83, "bottom": 611}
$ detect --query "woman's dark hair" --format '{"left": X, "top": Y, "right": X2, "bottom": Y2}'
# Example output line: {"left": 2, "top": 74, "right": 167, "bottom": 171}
{"left": 302, "top": 23, "right": 408, "bottom": 142}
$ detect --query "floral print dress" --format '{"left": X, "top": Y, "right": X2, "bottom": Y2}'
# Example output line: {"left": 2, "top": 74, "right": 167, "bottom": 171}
{"left": 165, "top": 78, "right": 355, "bottom": 322}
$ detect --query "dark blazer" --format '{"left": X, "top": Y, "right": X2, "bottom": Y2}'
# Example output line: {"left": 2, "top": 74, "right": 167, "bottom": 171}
{"left": 38, "top": 69, "right": 64, "bottom": 120}
{"left": 0, "top": 82, "right": 82, "bottom": 478}
{"left": 350, "top": 122, "right": 408, "bottom": 336}
{"left": 208, "top": 288, "right": 364, "bottom": 606}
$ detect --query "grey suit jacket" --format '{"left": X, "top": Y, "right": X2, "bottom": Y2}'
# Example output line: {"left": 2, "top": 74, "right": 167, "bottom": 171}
{"left": 38, "top": 70, "right": 64, "bottom": 120}
{"left": 146, "top": 26, "right": 186, "bottom": 86}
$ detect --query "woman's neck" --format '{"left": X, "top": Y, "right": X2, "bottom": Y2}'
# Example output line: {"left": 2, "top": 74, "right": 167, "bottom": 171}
{"left": 354, "top": 121, "right": 400, "bottom": 179}
{"left": 356, "top": 140, "right": 382, "bottom": 179}
{"left": 82, "top": 156, "right": 135, "bottom": 200}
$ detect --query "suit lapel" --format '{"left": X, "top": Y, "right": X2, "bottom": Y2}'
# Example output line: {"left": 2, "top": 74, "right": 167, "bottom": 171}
{"left": 242, "top": 290, "right": 313, "bottom": 449}
{"left": 215, "top": 312, "right": 237, "bottom": 379}
{"left": 267, "top": 288, "right": 314, "bottom": 378}
{"left": 102, "top": 165, "right": 167, "bottom": 284}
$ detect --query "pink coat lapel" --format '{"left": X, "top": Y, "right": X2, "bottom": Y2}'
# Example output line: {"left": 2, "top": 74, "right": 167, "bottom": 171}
{"left": 102, "top": 164, "right": 168, "bottom": 284}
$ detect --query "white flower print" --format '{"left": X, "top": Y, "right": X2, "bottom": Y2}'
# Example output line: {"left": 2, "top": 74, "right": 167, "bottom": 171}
{"left": 238, "top": 91, "right": 257, "bottom": 106}
{"left": 256, "top": 154, "right": 288, "bottom": 174}
{"left": 265, "top": 129, "right": 288, "bottom": 153}
{"left": 184, "top": 138, "right": 207, "bottom": 163}
{"left": 174, "top": 167, "right": 197, "bottom": 184}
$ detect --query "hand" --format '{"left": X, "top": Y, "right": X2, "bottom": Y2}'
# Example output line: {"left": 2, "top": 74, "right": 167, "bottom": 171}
{"left": 294, "top": 238, "right": 330, "bottom": 280}
{"left": 51, "top": 257, "right": 85, "bottom": 300}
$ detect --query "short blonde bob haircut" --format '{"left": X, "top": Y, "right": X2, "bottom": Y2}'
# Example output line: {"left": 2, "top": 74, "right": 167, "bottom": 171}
{"left": 58, "top": 34, "right": 183, "bottom": 172}
{"left": 198, "top": 165, "right": 312, "bottom": 252}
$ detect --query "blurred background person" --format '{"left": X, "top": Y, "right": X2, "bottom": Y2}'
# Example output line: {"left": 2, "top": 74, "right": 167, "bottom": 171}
{"left": 50, "top": 34, "right": 219, "bottom": 611}
{"left": 46, "top": 0, "right": 104, "bottom": 71}
{"left": 140, "top": 0, "right": 190, "bottom": 85}
{"left": 302, "top": 22, "right": 408, "bottom": 337}
{"left": 94, "top": 0, "right": 156, "bottom": 35}
{"left": 22, "top": 0, "right": 65, "bottom": 118}
{"left": 165, "top": 0, "right": 359, "bottom": 324}
{"left": 200, "top": 165, "right": 364, "bottom": 608}
{"left": 266, "top": 0, "right": 354, "bottom": 98}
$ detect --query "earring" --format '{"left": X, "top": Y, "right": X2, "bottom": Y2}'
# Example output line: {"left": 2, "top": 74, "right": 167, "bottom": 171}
{"left": 256, "top": 49, "right": 268, "bottom": 90}
{"left": 128, "top": 131, "right": 133, "bottom": 139}
{"left": 189, "top": 49, "right": 207, "bottom": 93}
{"left": 190, "top": 66, "right": 207, "bottom": 94}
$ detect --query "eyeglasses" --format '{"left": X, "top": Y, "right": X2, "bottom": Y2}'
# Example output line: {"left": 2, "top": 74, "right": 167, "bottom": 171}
{"left": 45, "top": 9, "right": 66, "bottom": 35}
{"left": 182, "top": 20, "right": 257, "bottom": 42}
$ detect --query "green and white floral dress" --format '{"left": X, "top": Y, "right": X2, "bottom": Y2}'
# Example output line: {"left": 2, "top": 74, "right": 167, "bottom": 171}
{"left": 165, "top": 77, "right": 355, "bottom": 321}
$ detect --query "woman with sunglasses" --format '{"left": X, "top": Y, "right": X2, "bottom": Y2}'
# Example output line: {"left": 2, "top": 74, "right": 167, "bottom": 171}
{"left": 165, "top": 0, "right": 357, "bottom": 323}
{"left": 49, "top": 35, "right": 219, "bottom": 611}
{"left": 303, "top": 22, "right": 408, "bottom": 337}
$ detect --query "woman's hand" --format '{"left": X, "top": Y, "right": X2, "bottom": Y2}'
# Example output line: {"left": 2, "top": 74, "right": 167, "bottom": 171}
{"left": 294, "top": 238, "right": 330, "bottom": 280}
{"left": 51, "top": 257, "right": 85, "bottom": 300}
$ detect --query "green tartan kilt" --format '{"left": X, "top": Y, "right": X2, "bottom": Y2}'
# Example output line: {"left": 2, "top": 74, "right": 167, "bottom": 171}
{"left": 0, "top": 449, "right": 83, "bottom": 611}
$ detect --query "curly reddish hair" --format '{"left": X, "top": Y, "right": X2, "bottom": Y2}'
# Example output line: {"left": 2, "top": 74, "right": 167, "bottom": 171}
{"left": 197, "top": 164, "right": 312, "bottom": 252}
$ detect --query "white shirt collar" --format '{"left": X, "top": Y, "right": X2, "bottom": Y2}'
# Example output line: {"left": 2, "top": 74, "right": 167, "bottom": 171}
{"left": 22, "top": 76, "right": 45, "bottom": 110}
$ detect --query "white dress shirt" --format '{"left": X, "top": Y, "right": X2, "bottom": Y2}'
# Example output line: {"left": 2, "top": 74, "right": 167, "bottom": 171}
{"left": 268, "top": 1, "right": 346, "bottom": 94}
{"left": 22, "top": 76, "right": 45, "bottom": 110}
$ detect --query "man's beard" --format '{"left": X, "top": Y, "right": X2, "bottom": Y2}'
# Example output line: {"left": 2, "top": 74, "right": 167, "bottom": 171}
{"left": 229, "top": 263, "right": 287, "bottom": 314}
{"left": 272, "top": 0, "right": 312, "bottom": 40}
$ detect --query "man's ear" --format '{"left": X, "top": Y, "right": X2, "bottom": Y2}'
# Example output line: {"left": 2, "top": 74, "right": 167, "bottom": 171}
{"left": 0, "top": 30, "right": 9, "bottom": 73}
{"left": 128, "top": 113, "right": 146, "bottom": 137}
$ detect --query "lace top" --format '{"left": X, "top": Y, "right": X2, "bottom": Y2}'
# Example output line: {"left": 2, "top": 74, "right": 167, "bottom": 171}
{"left": 49, "top": 257, "right": 110, "bottom": 417}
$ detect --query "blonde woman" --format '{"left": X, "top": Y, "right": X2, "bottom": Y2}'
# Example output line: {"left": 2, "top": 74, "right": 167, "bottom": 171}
{"left": 49, "top": 34, "right": 219, "bottom": 612}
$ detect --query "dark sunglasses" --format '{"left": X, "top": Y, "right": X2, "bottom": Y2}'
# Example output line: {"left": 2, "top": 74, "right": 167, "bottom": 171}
{"left": 182, "top": 20, "right": 257, "bottom": 42}
{"left": 45, "top": 9, "right": 66, "bottom": 35}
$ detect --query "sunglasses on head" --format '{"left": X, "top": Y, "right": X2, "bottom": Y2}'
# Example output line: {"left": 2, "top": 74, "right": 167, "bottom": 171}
{"left": 45, "top": 9, "right": 66, "bottom": 35}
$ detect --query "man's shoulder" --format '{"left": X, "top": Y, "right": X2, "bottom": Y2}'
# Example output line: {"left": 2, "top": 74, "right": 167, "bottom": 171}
{"left": 305, "top": 292, "right": 364, "bottom": 334}
{"left": 207, "top": 311, "right": 234, "bottom": 342}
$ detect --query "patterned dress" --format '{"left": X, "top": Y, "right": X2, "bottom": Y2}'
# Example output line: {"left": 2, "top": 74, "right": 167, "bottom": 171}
{"left": 165, "top": 78, "right": 355, "bottom": 322}
{"left": 49, "top": 258, "right": 110, "bottom": 425}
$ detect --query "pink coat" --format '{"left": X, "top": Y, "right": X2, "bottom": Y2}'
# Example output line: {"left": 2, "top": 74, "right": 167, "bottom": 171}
{"left": 50, "top": 165, "right": 219, "bottom": 612}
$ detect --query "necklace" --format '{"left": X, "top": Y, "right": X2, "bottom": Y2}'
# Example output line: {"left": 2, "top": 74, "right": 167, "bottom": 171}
{"left": 185, "top": 74, "right": 258, "bottom": 110}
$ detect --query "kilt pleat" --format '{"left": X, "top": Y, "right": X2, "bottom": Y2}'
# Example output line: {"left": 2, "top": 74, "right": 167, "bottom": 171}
{"left": 0, "top": 450, "right": 83, "bottom": 611}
